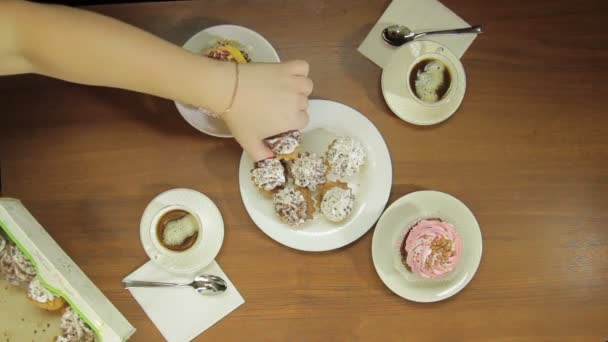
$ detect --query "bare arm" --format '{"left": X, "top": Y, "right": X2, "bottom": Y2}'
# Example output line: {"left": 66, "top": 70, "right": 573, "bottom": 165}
{"left": 0, "top": 0, "right": 313, "bottom": 161}
{"left": 0, "top": 0, "right": 233, "bottom": 112}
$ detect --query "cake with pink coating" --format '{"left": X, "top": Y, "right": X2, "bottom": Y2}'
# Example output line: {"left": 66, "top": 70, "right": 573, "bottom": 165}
{"left": 401, "top": 219, "right": 462, "bottom": 279}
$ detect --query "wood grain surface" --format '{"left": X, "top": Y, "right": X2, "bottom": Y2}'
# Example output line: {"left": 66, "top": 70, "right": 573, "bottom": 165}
{"left": 0, "top": 0, "right": 607, "bottom": 340}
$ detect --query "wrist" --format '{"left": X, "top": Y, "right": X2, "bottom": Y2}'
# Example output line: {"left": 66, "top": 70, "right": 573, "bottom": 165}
{"left": 189, "top": 57, "right": 234, "bottom": 115}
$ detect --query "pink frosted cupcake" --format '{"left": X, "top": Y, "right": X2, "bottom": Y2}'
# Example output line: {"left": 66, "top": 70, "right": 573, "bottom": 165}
{"left": 400, "top": 219, "right": 462, "bottom": 279}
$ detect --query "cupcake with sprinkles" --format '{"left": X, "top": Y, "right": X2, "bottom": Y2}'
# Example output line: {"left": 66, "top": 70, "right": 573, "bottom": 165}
{"left": 264, "top": 130, "right": 302, "bottom": 161}
{"left": 0, "top": 234, "right": 6, "bottom": 258}
{"left": 27, "top": 277, "right": 66, "bottom": 311}
{"left": 272, "top": 186, "right": 314, "bottom": 227}
{"left": 401, "top": 219, "right": 462, "bottom": 279}
{"left": 325, "top": 136, "right": 366, "bottom": 178}
{"left": 289, "top": 151, "right": 328, "bottom": 191}
{"left": 251, "top": 158, "right": 287, "bottom": 196}
{"left": 55, "top": 307, "right": 97, "bottom": 342}
{"left": 0, "top": 242, "right": 36, "bottom": 287}
{"left": 318, "top": 181, "right": 355, "bottom": 223}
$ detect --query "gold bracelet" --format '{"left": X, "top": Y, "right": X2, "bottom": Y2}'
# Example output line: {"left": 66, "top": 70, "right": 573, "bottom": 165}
{"left": 219, "top": 62, "right": 239, "bottom": 117}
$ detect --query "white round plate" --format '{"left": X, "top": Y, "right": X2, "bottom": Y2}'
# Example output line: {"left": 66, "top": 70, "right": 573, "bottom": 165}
{"left": 372, "top": 190, "right": 482, "bottom": 302}
{"left": 140, "top": 188, "right": 224, "bottom": 275}
{"left": 381, "top": 41, "right": 466, "bottom": 125}
{"left": 239, "top": 99, "right": 392, "bottom": 252}
{"left": 175, "top": 25, "right": 281, "bottom": 138}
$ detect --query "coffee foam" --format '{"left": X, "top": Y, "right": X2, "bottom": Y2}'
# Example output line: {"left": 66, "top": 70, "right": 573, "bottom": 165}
{"left": 414, "top": 61, "right": 446, "bottom": 103}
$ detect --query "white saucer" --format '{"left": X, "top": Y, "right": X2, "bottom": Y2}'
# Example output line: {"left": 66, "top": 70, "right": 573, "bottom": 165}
{"left": 175, "top": 25, "right": 281, "bottom": 138}
{"left": 140, "top": 189, "right": 224, "bottom": 275}
{"left": 239, "top": 99, "right": 392, "bottom": 252}
{"left": 371, "top": 190, "right": 482, "bottom": 302}
{"left": 381, "top": 41, "right": 466, "bottom": 125}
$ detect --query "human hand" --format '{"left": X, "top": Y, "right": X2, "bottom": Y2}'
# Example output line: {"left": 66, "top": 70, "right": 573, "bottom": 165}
{"left": 220, "top": 60, "right": 313, "bottom": 161}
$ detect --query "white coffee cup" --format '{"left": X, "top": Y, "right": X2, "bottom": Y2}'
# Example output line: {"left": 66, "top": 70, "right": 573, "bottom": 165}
{"left": 381, "top": 40, "right": 467, "bottom": 126}
{"left": 140, "top": 189, "right": 224, "bottom": 275}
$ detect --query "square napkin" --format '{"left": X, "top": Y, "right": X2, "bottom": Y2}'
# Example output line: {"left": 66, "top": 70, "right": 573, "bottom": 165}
{"left": 358, "top": 0, "right": 477, "bottom": 68}
{"left": 124, "top": 261, "right": 244, "bottom": 342}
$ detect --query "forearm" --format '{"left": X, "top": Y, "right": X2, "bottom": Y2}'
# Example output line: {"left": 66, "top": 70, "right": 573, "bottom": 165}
{"left": 0, "top": 0, "right": 231, "bottom": 111}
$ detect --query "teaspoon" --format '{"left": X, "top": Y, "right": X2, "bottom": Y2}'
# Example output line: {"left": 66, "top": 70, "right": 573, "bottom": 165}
{"left": 382, "top": 24, "right": 482, "bottom": 47}
{"left": 123, "top": 274, "right": 227, "bottom": 296}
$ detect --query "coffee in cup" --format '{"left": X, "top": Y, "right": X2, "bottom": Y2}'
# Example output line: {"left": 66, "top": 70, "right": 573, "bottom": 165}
{"left": 408, "top": 55, "right": 454, "bottom": 104}
{"left": 155, "top": 208, "right": 200, "bottom": 252}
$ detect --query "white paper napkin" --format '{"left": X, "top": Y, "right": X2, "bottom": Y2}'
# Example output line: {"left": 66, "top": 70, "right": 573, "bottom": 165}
{"left": 358, "top": 0, "right": 478, "bottom": 68}
{"left": 124, "top": 261, "right": 244, "bottom": 342}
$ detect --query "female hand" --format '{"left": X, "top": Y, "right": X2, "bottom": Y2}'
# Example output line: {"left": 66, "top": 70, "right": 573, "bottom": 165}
{"left": 220, "top": 60, "right": 313, "bottom": 161}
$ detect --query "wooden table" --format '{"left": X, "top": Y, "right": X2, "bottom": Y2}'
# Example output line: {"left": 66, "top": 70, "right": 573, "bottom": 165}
{"left": 1, "top": 0, "right": 607, "bottom": 340}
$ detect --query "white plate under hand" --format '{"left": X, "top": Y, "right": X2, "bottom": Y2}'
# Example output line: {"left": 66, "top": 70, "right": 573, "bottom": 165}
{"left": 175, "top": 24, "right": 281, "bottom": 138}
{"left": 239, "top": 99, "right": 392, "bottom": 252}
{"left": 372, "top": 190, "right": 482, "bottom": 302}
{"left": 381, "top": 41, "right": 466, "bottom": 126}
{"left": 140, "top": 188, "right": 224, "bottom": 275}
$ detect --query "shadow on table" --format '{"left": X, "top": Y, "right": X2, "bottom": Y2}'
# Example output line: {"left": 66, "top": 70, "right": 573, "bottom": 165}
{"left": 340, "top": 23, "right": 392, "bottom": 115}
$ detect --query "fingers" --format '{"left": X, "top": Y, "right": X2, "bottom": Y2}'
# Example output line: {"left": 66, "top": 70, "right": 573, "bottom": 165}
{"left": 297, "top": 95, "right": 309, "bottom": 111}
{"left": 230, "top": 60, "right": 312, "bottom": 161}
{"left": 285, "top": 61, "right": 313, "bottom": 95}
{"left": 298, "top": 77, "right": 314, "bottom": 95}
{"left": 294, "top": 111, "right": 309, "bottom": 130}
{"left": 266, "top": 108, "right": 308, "bottom": 136}
{"left": 284, "top": 60, "right": 309, "bottom": 76}
{"left": 244, "top": 139, "right": 275, "bottom": 162}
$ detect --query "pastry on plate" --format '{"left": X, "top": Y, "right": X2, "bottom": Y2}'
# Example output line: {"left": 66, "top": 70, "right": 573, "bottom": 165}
{"left": 0, "top": 242, "right": 14, "bottom": 284}
{"left": 318, "top": 181, "right": 355, "bottom": 223}
{"left": 288, "top": 151, "right": 328, "bottom": 191}
{"left": 0, "top": 243, "right": 36, "bottom": 286}
{"left": 401, "top": 219, "right": 462, "bottom": 279}
{"left": 203, "top": 39, "right": 251, "bottom": 63}
{"left": 27, "top": 277, "right": 66, "bottom": 311}
{"left": 263, "top": 130, "right": 301, "bottom": 160}
{"left": 325, "top": 136, "right": 366, "bottom": 178}
{"left": 0, "top": 234, "right": 6, "bottom": 258}
{"left": 251, "top": 158, "right": 287, "bottom": 196}
{"left": 55, "top": 307, "right": 96, "bottom": 342}
{"left": 273, "top": 186, "right": 314, "bottom": 227}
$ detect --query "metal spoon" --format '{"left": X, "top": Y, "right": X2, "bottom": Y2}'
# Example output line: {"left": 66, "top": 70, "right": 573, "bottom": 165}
{"left": 382, "top": 25, "right": 483, "bottom": 47}
{"left": 123, "top": 274, "right": 227, "bottom": 296}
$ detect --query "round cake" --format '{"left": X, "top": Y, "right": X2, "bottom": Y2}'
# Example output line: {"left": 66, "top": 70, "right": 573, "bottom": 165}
{"left": 318, "top": 182, "right": 355, "bottom": 223}
{"left": 288, "top": 152, "right": 328, "bottom": 191}
{"left": 325, "top": 136, "right": 366, "bottom": 178}
{"left": 401, "top": 219, "right": 462, "bottom": 279}
{"left": 56, "top": 307, "right": 96, "bottom": 342}
{"left": 264, "top": 130, "right": 301, "bottom": 160}
{"left": 0, "top": 243, "right": 36, "bottom": 286}
{"left": 251, "top": 158, "right": 287, "bottom": 195}
{"left": 11, "top": 244, "right": 37, "bottom": 283}
{"left": 27, "top": 277, "right": 66, "bottom": 311}
{"left": 0, "top": 234, "right": 6, "bottom": 257}
{"left": 272, "top": 187, "right": 314, "bottom": 227}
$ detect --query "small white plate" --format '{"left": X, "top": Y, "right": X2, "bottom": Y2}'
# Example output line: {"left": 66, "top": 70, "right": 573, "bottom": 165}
{"left": 381, "top": 41, "right": 466, "bottom": 125}
{"left": 372, "top": 190, "right": 482, "bottom": 302}
{"left": 175, "top": 25, "right": 281, "bottom": 138}
{"left": 140, "top": 188, "right": 224, "bottom": 275}
{"left": 239, "top": 99, "right": 392, "bottom": 252}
